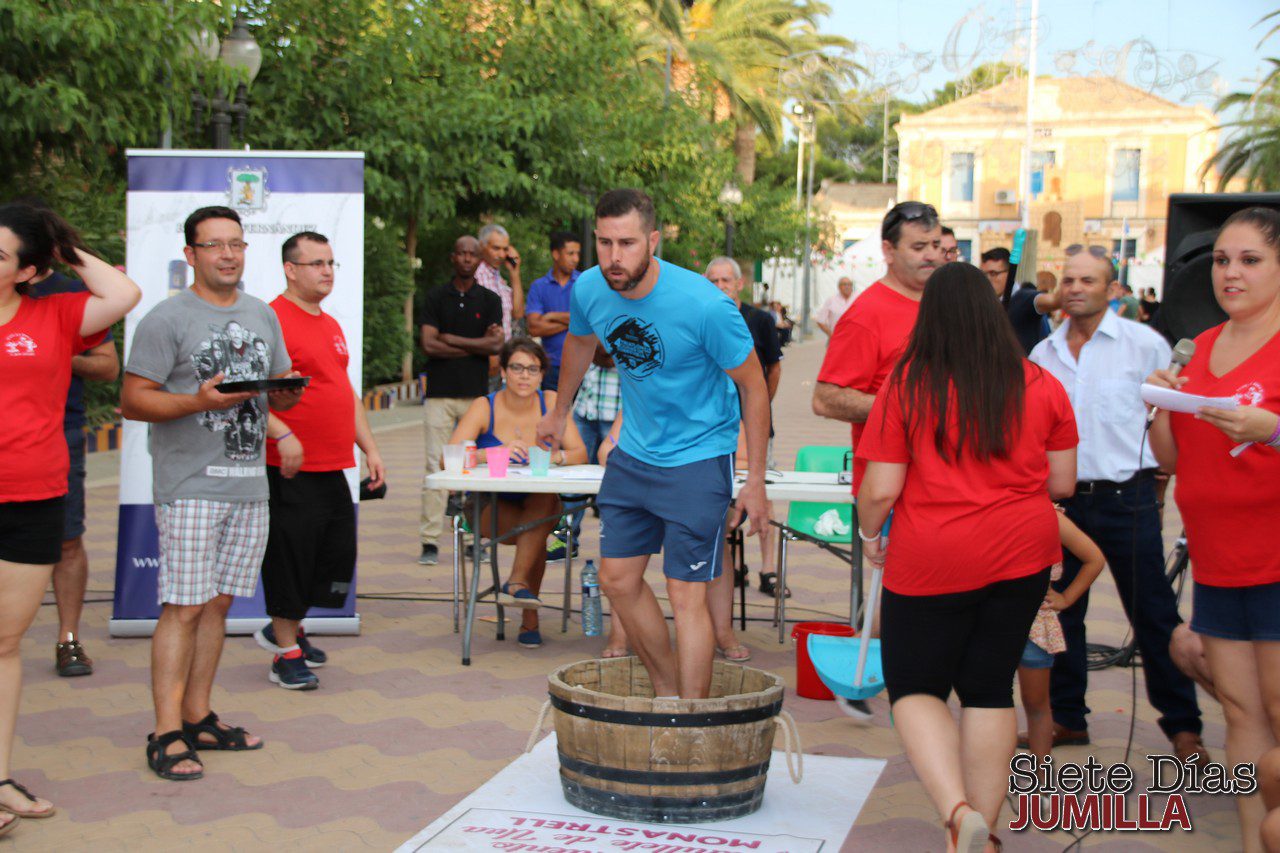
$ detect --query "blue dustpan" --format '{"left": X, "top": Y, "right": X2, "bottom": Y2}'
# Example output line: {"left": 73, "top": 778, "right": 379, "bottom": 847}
{"left": 808, "top": 562, "right": 886, "bottom": 701}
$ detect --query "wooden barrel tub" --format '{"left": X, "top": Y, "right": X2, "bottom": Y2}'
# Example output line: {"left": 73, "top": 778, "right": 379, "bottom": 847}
{"left": 547, "top": 656, "right": 786, "bottom": 823}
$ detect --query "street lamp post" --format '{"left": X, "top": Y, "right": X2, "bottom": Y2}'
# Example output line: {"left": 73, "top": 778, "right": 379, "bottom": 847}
{"left": 718, "top": 181, "right": 743, "bottom": 258}
{"left": 191, "top": 14, "right": 262, "bottom": 149}
{"left": 795, "top": 105, "right": 817, "bottom": 341}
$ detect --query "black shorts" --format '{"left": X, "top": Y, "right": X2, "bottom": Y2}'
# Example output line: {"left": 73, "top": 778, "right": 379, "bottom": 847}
{"left": 0, "top": 496, "right": 67, "bottom": 565}
{"left": 63, "top": 425, "right": 87, "bottom": 540}
{"left": 262, "top": 468, "right": 356, "bottom": 620}
{"left": 881, "top": 567, "right": 1051, "bottom": 708}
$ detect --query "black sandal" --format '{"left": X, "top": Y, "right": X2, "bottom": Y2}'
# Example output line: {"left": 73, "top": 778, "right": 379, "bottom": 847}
{"left": 182, "top": 711, "right": 264, "bottom": 751}
{"left": 758, "top": 572, "right": 791, "bottom": 599}
{"left": 734, "top": 564, "right": 749, "bottom": 589}
{"left": 146, "top": 731, "right": 203, "bottom": 781}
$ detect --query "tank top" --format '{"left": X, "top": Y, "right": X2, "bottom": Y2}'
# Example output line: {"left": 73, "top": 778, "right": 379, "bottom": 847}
{"left": 477, "top": 389, "right": 546, "bottom": 448}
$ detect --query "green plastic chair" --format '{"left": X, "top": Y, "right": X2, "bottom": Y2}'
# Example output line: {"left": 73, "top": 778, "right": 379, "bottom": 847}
{"left": 771, "top": 445, "right": 855, "bottom": 640}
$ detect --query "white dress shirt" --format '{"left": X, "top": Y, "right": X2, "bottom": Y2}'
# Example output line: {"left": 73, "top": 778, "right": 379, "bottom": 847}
{"left": 815, "top": 291, "right": 856, "bottom": 329}
{"left": 1029, "top": 309, "right": 1170, "bottom": 482}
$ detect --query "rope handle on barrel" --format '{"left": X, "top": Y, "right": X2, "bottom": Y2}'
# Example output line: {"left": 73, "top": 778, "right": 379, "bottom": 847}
{"left": 774, "top": 709, "right": 804, "bottom": 783}
{"left": 525, "top": 698, "right": 553, "bottom": 753}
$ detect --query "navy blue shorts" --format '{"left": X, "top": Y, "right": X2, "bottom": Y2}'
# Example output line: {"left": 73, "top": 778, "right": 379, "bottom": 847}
{"left": 63, "top": 425, "right": 86, "bottom": 541}
{"left": 596, "top": 447, "right": 733, "bottom": 582}
{"left": 1191, "top": 580, "right": 1280, "bottom": 642}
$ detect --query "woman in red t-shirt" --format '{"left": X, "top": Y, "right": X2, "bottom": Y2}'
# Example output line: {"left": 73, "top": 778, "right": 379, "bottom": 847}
{"left": 0, "top": 204, "right": 140, "bottom": 830}
{"left": 856, "top": 263, "right": 1078, "bottom": 853}
{"left": 1148, "top": 207, "right": 1280, "bottom": 851}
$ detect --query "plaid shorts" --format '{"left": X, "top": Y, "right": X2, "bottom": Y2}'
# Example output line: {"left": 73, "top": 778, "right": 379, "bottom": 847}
{"left": 155, "top": 499, "right": 269, "bottom": 606}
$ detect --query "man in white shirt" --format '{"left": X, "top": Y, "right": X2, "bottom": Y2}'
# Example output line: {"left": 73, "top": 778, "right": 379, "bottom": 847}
{"left": 1028, "top": 246, "right": 1205, "bottom": 763}
{"left": 814, "top": 277, "right": 855, "bottom": 338}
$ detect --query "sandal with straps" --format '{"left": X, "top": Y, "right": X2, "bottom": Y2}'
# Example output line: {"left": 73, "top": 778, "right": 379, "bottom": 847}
{"left": 146, "top": 731, "right": 203, "bottom": 782}
{"left": 0, "top": 778, "right": 55, "bottom": 818}
{"left": 182, "top": 712, "right": 264, "bottom": 751}
{"left": 987, "top": 834, "right": 1003, "bottom": 852}
{"left": 944, "top": 801, "right": 989, "bottom": 853}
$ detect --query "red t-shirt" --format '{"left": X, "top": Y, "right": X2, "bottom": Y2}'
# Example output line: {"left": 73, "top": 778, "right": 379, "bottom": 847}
{"left": 1, "top": 292, "right": 104, "bottom": 502}
{"left": 1171, "top": 323, "right": 1280, "bottom": 588}
{"left": 266, "top": 297, "right": 356, "bottom": 471}
{"left": 856, "top": 361, "right": 1079, "bottom": 595}
{"left": 816, "top": 281, "right": 921, "bottom": 477}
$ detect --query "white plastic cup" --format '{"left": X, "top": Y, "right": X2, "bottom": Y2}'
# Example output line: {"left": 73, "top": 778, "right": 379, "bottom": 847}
{"left": 529, "top": 446, "right": 551, "bottom": 476}
{"left": 443, "top": 444, "right": 465, "bottom": 474}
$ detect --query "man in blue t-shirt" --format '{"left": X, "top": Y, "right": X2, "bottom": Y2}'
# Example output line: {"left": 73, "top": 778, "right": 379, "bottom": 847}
{"left": 524, "top": 230, "right": 581, "bottom": 391}
{"left": 537, "top": 188, "right": 770, "bottom": 699}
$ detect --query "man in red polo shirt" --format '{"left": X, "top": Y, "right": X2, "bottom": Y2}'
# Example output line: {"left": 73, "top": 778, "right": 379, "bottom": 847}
{"left": 256, "top": 231, "right": 386, "bottom": 690}
{"left": 813, "top": 202, "right": 944, "bottom": 468}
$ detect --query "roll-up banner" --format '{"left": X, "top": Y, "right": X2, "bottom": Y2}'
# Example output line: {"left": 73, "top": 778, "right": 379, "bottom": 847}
{"left": 112, "top": 150, "right": 365, "bottom": 637}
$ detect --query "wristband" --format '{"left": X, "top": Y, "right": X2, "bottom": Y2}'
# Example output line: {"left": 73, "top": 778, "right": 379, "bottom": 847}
{"left": 275, "top": 431, "right": 293, "bottom": 442}
{"left": 1268, "top": 417, "right": 1280, "bottom": 448}
{"left": 857, "top": 527, "right": 880, "bottom": 543}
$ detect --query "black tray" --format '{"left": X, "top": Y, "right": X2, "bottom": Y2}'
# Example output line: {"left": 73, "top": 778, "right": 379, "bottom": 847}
{"left": 216, "top": 376, "right": 310, "bottom": 393}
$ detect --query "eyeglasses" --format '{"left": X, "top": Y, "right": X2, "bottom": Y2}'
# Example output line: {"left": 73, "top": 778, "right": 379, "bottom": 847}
{"left": 504, "top": 363, "right": 543, "bottom": 376}
{"left": 943, "top": 247, "right": 961, "bottom": 260}
{"left": 1065, "top": 244, "right": 1111, "bottom": 260}
{"left": 881, "top": 202, "right": 938, "bottom": 240}
{"left": 191, "top": 240, "right": 249, "bottom": 253}
{"left": 292, "top": 260, "right": 341, "bottom": 270}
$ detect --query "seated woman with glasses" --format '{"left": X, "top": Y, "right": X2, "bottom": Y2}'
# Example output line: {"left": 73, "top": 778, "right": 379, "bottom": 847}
{"left": 448, "top": 337, "right": 587, "bottom": 648}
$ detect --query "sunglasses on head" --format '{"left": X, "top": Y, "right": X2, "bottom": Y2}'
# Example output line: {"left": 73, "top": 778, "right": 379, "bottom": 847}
{"left": 882, "top": 202, "right": 938, "bottom": 239}
{"left": 1065, "top": 244, "right": 1111, "bottom": 260}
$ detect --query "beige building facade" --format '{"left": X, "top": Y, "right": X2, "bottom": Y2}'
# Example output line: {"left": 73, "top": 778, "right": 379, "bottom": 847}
{"left": 895, "top": 75, "right": 1230, "bottom": 273}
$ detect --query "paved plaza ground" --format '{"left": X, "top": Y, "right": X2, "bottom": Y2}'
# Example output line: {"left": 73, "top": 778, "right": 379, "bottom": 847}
{"left": 10, "top": 337, "right": 1237, "bottom": 851}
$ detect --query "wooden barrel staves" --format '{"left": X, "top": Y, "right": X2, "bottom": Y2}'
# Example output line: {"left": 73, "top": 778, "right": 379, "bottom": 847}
{"left": 548, "top": 656, "right": 785, "bottom": 823}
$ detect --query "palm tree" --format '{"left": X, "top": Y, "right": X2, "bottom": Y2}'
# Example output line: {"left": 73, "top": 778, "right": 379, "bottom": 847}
{"left": 1203, "top": 61, "right": 1280, "bottom": 190}
{"left": 1202, "top": 9, "right": 1280, "bottom": 190}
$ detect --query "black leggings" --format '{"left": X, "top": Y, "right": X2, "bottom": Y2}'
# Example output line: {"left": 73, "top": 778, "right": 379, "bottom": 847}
{"left": 881, "top": 568, "right": 1051, "bottom": 708}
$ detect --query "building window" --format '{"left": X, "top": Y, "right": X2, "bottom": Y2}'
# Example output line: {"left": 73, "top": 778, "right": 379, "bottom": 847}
{"left": 1112, "top": 237, "right": 1138, "bottom": 260}
{"left": 1031, "top": 151, "right": 1055, "bottom": 200}
{"left": 1113, "top": 149, "right": 1141, "bottom": 202}
{"left": 950, "top": 152, "right": 975, "bottom": 203}
{"left": 956, "top": 239, "right": 973, "bottom": 263}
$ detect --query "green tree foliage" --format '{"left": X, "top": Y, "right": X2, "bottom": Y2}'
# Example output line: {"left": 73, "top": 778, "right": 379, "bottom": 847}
{"left": 1, "top": 0, "right": 845, "bottom": 397}
{"left": 1203, "top": 11, "right": 1280, "bottom": 190}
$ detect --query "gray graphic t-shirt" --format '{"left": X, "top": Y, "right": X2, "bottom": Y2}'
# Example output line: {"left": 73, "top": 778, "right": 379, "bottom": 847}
{"left": 126, "top": 288, "right": 290, "bottom": 503}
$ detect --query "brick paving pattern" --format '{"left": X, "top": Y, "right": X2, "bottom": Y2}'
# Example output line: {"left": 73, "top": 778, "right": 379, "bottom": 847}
{"left": 11, "top": 337, "right": 1232, "bottom": 851}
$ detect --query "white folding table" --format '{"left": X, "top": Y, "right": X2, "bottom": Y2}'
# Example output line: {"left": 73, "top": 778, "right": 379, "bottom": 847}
{"left": 425, "top": 466, "right": 859, "bottom": 663}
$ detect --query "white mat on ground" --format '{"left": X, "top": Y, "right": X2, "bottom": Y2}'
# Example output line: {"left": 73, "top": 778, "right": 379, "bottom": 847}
{"left": 397, "top": 733, "right": 885, "bottom": 851}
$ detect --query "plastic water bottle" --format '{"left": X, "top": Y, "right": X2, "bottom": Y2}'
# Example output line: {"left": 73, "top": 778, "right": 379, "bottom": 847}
{"left": 581, "top": 560, "right": 602, "bottom": 637}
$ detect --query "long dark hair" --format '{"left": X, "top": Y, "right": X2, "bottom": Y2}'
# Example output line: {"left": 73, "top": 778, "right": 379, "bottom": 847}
{"left": 0, "top": 202, "right": 92, "bottom": 289}
{"left": 887, "top": 262, "right": 1026, "bottom": 462}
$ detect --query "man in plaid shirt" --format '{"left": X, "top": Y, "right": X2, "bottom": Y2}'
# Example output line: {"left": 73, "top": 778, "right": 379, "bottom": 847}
{"left": 548, "top": 345, "right": 621, "bottom": 561}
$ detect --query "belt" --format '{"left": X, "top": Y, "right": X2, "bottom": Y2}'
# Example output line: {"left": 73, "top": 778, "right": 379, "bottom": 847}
{"left": 1074, "top": 469, "right": 1158, "bottom": 495}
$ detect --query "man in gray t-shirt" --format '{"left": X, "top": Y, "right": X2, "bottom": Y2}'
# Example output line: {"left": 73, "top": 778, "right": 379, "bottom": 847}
{"left": 122, "top": 206, "right": 302, "bottom": 782}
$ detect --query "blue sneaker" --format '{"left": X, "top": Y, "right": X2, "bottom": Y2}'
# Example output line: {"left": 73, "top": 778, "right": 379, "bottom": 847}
{"left": 518, "top": 629, "right": 543, "bottom": 648}
{"left": 270, "top": 654, "right": 319, "bottom": 690}
{"left": 255, "top": 623, "right": 326, "bottom": 668}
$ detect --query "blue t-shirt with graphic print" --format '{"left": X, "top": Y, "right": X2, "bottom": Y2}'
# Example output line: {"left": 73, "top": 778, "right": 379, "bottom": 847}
{"left": 568, "top": 259, "right": 752, "bottom": 467}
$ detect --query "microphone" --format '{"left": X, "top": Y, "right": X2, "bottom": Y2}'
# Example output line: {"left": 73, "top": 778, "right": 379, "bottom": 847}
{"left": 1146, "top": 338, "right": 1196, "bottom": 425}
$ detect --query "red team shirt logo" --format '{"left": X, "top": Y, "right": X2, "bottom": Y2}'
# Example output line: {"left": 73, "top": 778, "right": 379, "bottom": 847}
{"left": 1233, "top": 381, "right": 1264, "bottom": 406}
{"left": 333, "top": 335, "right": 348, "bottom": 356}
{"left": 3, "top": 332, "right": 37, "bottom": 356}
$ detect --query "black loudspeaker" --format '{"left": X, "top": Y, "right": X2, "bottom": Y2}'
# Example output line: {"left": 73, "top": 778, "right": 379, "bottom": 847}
{"left": 1159, "top": 193, "right": 1280, "bottom": 344}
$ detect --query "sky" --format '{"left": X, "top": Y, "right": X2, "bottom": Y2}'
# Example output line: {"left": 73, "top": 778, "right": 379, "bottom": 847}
{"left": 822, "top": 0, "right": 1275, "bottom": 109}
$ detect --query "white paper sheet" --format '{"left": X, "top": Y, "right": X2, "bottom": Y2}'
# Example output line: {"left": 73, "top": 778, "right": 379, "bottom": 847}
{"left": 1140, "top": 384, "right": 1238, "bottom": 414}
{"left": 503, "top": 464, "right": 606, "bottom": 481}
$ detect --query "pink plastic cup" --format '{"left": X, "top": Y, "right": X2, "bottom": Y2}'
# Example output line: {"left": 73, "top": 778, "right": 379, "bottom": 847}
{"left": 486, "top": 445, "right": 510, "bottom": 477}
